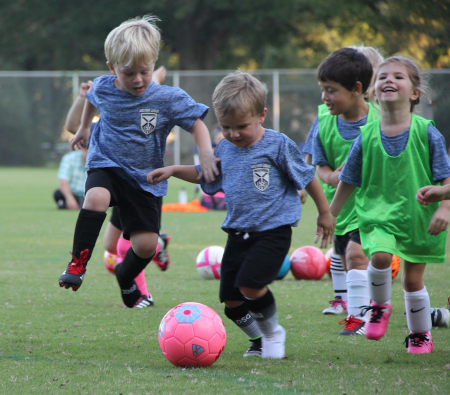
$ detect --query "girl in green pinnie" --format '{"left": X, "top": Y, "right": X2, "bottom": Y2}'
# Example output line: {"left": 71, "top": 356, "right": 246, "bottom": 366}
{"left": 330, "top": 55, "right": 450, "bottom": 353}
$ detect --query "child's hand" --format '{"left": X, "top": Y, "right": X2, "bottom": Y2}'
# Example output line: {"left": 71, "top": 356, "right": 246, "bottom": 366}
{"left": 416, "top": 185, "right": 450, "bottom": 205}
{"left": 147, "top": 167, "right": 174, "bottom": 184}
{"left": 198, "top": 152, "right": 221, "bottom": 183}
{"left": 328, "top": 164, "right": 344, "bottom": 188}
{"left": 70, "top": 127, "right": 90, "bottom": 150}
{"left": 298, "top": 189, "right": 307, "bottom": 204}
{"left": 427, "top": 205, "right": 450, "bottom": 235}
{"left": 79, "top": 81, "right": 93, "bottom": 98}
{"left": 314, "top": 212, "right": 336, "bottom": 248}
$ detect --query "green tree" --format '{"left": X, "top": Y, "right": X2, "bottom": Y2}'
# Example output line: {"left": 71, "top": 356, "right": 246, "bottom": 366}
{"left": 0, "top": 0, "right": 449, "bottom": 71}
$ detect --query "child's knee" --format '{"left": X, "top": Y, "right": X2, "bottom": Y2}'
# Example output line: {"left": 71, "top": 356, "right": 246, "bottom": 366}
{"left": 345, "top": 244, "right": 368, "bottom": 270}
{"left": 401, "top": 274, "right": 424, "bottom": 292}
{"left": 370, "top": 252, "right": 392, "bottom": 269}
{"left": 131, "top": 232, "right": 158, "bottom": 258}
{"left": 239, "top": 286, "right": 267, "bottom": 300}
{"left": 84, "top": 187, "right": 110, "bottom": 211}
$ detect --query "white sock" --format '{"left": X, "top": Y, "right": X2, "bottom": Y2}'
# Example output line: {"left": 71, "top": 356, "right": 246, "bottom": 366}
{"left": 367, "top": 262, "right": 391, "bottom": 305}
{"left": 404, "top": 287, "right": 431, "bottom": 333}
{"left": 346, "top": 269, "right": 370, "bottom": 321}
{"left": 330, "top": 254, "right": 347, "bottom": 300}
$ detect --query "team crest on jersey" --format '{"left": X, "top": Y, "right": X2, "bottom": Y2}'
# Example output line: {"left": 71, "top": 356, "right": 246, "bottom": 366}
{"left": 140, "top": 109, "right": 159, "bottom": 135}
{"left": 252, "top": 164, "right": 271, "bottom": 191}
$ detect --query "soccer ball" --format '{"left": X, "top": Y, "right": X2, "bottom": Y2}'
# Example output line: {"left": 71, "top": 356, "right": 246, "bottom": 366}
{"left": 290, "top": 246, "right": 326, "bottom": 280}
{"left": 103, "top": 251, "right": 123, "bottom": 275}
{"left": 158, "top": 302, "right": 227, "bottom": 367}
{"left": 391, "top": 254, "right": 401, "bottom": 280}
{"left": 324, "top": 248, "right": 333, "bottom": 278}
{"left": 196, "top": 246, "right": 224, "bottom": 280}
{"left": 275, "top": 255, "right": 291, "bottom": 280}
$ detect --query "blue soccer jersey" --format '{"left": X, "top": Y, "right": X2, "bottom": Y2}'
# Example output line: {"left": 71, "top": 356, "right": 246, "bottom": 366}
{"left": 86, "top": 75, "right": 208, "bottom": 196}
{"left": 197, "top": 129, "right": 315, "bottom": 232}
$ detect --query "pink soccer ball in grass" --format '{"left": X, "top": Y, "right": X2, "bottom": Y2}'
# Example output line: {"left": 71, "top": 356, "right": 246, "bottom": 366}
{"left": 196, "top": 246, "right": 223, "bottom": 280}
{"left": 290, "top": 246, "right": 327, "bottom": 280}
{"left": 103, "top": 250, "right": 123, "bottom": 275}
{"left": 158, "top": 302, "right": 227, "bottom": 367}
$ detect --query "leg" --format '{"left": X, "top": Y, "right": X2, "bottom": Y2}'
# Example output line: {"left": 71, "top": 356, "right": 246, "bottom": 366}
{"left": 104, "top": 222, "right": 122, "bottom": 254}
{"left": 363, "top": 252, "right": 393, "bottom": 340}
{"left": 323, "top": 245, "right": 347, "bottom": 315}
{"left": 242, "top": 286, "right": 285, "bottom": 359}
{"left": 152, "top": 197, "right": 171, "bottom": 271}
{"left": 115, "top": 236, "right": 150, "bottom": 299}
{"left": 53, "top": 189, "right": 67, "bottom": 209}
{"left": 59, "top": 187, "right": 109, "bottom": 291}
{"left": 223, "top": 300, "right": 263, "bottom": 357}
{"left": 403, "top": 262, "right": 434, "bottom": 353}
{"left": 219, "top": 233, "right": 263, "bottom": 357}
{"left": 104, "top": 206, "right": 122, "bottom": 254}
{"left": 233, "top": 227, "right": 291, "bottom": 359}
{"left": 115, "top": 231, "right": 158, "bottom": 307}
{"left": 323, "top": 237, "right": 348, "bottom": 315}
{"left": 339, "top": 240, "right": 370, "bottom": 335}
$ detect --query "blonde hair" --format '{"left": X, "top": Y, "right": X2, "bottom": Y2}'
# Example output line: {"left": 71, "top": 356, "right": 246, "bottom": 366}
{"left": 104, "top": 15, "right": 161, "bottom": 68}
{"left": 212, "top": 71, "right": 266, "bottom": 118}
{"left": 352, "top": 45, "right": 384, "bottom": 101}
{"left": 378, "top": 55, "right": 430, "bottom": 112}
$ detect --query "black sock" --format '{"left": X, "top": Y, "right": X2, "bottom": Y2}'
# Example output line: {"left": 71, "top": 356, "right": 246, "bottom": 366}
{"left": 245, "top": 289, "right": 276, "bottom": 320}
{"left": 115, "top": 247, "right": 153, "bottom": 307}
{"left": 72, "top": 209, "right": 107, "bottom": 261}
{"left": 224, "top": 303, "right": 262, "bottom": 340}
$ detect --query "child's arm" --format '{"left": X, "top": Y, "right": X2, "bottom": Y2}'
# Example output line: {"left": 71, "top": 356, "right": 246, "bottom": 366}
{"left": 148, "top": 165, "right": 200, "bottom": 185}
{"left": 427, "top": 177, "right": 450, "bottom": 235}
{"left": 316, "top": 164, "right": 344, "bottom": 188}
{"left": 329, "top": 180, "right": 356, "bottom": 218}
{"left": 297, "top": 155, "right": 312, "bottom": 204}
{"left": 70, "top": 100, "right": 97, "bottom": 150}
{"left": 65, "top": 81, "right": 93, "bottom": 134}
{"left": 416, "top": 184, "right": 450, "bottom": 205}
{"left": 190, "top": 119, "right": 220, "bottom": 182}
{"left": 304, "top": 178, "right": 336, "bottom": 248}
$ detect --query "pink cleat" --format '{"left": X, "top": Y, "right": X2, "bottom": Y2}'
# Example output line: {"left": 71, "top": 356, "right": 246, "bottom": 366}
{"left": 362, "top": 302, "right": 392, "bottom": 340}
{"left": 405, "top": 332, "right": 434, "bottom": 354}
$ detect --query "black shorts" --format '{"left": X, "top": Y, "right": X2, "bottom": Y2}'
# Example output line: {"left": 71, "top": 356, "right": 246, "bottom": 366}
{"left": 85, "top": 168, "right": 160, "bottom": 240}
{"left": 219, "top": 225, "right": 292, "bottom": 302}
{"left": 110, "top": 197, "right": 163, "bottom": 231}
{"left": 334, "top": 229, "right": 361, "bottom": 255}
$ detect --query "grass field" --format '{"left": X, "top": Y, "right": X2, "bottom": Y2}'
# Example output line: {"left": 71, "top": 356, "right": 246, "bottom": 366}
{"left": 1, "top": 167, "right": 450, "bottom": 394}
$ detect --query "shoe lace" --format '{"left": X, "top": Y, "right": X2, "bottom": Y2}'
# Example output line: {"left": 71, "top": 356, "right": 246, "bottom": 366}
{"left": 67, "top": 249, "right": 89, "bottom": 275}
{"left": 330, "top": 299, "right": 347, "bottom": 310}
{"left": 338, "top": 315, "right": 362, "bottom": 330}
{"left": 404, "top": 333, "right": 430, "bottom": 348}
{"left": 361, "top": 305, "right": 385, "bottom": 323}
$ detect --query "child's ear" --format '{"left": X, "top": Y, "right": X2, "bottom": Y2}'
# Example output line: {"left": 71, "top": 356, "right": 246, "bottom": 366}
{"left": 107, "top": 61, "right": 116, "bottom": 75}
{"left": 258, "top": 108, "right": 268, "bottom": 124}
{"left": 352, "top": 81, "right": 363, "bottom": 97}
{"left": 411, "top": 88, "right": 420, "bottom": 102}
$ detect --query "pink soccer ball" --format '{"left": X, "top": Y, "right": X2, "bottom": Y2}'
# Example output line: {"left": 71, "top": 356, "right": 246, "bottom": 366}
{"left": 290, "top": 246, "right": 326, "bottom": 280}
{"left": 196, "top": 246, "right": 223, "bottom": 280}
{"left": 158, "top": 302, "right": 227, "bottom": 367}
{"left": 103, "top": 250, "right": 123, "bottom": 275}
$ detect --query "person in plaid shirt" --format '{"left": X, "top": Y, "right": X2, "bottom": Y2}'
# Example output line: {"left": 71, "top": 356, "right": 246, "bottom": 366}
{"left": 53, "top": 147, "right": 87, "bottom": 209}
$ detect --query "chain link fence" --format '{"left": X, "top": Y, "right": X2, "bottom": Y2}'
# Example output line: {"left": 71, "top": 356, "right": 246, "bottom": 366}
{"left": 1, "top": 69, "right": 449, "bottom": 167}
